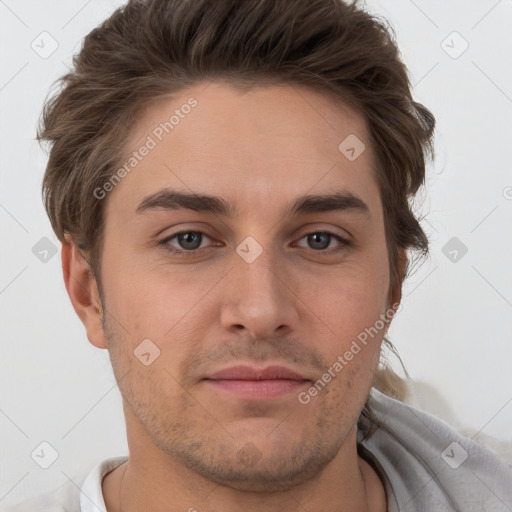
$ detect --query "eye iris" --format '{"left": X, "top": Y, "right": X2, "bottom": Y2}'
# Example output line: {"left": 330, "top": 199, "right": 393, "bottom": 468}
{"left": 178, "top": 232, "right": 202, "bottom": 250}
{"left": 308, "top": 233, "right": 330, "bottom": 250}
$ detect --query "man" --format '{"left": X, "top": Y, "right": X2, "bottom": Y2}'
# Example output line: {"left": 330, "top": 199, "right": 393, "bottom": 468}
{"left": 8, "top": 0, "right": 512, "bottom": 510}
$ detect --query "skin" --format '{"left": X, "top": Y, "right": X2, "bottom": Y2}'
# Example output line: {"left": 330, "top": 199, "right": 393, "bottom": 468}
{"left": 62, "top": 82, "right": 406, "bottom": 512}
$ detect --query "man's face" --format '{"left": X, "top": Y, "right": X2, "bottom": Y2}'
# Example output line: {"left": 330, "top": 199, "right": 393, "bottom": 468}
{"left": 97, "top": 82, "right": 393, "bottom": 491}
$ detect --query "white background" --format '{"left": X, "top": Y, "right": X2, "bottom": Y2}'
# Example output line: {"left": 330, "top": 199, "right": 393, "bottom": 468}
{"left": 1, "top": 0, "right": 511, "bottom": 507}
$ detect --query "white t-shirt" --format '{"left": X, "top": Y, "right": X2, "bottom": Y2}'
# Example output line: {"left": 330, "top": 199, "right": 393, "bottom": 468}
{"left": 5, "top": 388, "right": 512, "bottom": 511}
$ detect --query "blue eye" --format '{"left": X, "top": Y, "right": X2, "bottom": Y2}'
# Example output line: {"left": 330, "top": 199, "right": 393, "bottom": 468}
{"left": 159, "top": 230, "right": 350, "bottom": 256}
{"left": 294, "top": 232, "right": 349, "bottom": 252}
{"left": 160, "top": 230, "right": 213, "bottom": 255}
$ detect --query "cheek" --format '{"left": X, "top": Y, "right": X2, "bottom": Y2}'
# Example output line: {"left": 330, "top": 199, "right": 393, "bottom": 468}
{"left": 315, "top": 264, "right": 388, "bottom": 329}
{"left": 101, "top": 251, "right": 219, "bottom": 351}
{"left": 307, "top": 262, "right": 389, "bottom": 369}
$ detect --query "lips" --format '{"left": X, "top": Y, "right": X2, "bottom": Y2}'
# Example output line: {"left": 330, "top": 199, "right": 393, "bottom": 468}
{"left": 203, "top": 365, "right": 310, "bottom": 400}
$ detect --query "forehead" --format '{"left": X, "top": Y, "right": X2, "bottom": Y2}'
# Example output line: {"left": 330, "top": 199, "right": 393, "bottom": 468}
{"left": 105, "top": 82, "right": 382, "bottom": 221}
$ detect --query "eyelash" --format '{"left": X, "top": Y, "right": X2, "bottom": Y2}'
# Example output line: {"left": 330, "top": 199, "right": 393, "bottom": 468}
{"left": 159, "top": 229, "right": 351, "bottom": 257}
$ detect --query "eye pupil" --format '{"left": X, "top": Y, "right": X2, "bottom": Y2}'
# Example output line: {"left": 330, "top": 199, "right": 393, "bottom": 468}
{"left": 178, "top": 231, "right": 202, "bottom": 250}
{"left": 308, "top": 233, "right": 330, "bottom": 250}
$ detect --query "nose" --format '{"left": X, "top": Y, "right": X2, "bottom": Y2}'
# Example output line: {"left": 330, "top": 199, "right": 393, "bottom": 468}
{"left": 220, "top": 246, "right": 299, "bottom": 339}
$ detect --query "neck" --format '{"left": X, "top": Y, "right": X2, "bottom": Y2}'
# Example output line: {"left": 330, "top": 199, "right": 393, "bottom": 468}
{"left": 103, "top": 423, "right": 387, "bottom": 512}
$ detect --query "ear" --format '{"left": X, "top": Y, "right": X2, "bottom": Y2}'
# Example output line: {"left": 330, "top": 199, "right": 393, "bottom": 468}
{"left": 387, "top": 247, "right": 407, "bottom": 320}
{"left": 61, "top": 235, "right": 107, "bottom": 349}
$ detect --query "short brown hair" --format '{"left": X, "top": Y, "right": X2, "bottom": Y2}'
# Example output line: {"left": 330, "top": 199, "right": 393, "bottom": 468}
{"left": 37, "top": 0, "right": 435, "bottom": 438}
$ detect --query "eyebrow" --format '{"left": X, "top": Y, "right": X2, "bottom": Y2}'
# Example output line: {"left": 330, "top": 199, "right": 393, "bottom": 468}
{"left": 135, "top": 188, "right": 371, "bottom": 219}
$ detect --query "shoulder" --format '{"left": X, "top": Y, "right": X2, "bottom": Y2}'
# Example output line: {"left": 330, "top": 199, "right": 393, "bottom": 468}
{"left": 1, "top": 480, "right": 80, "bottom": 512}
{"left": 2, "top": 456, "right": 128, "bottom": 512}
{"left": 359, "top": 387, "right": 512, "bottom": 511}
